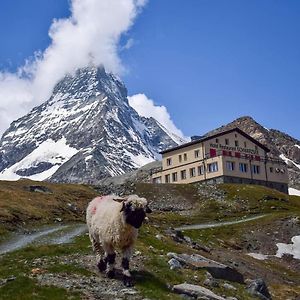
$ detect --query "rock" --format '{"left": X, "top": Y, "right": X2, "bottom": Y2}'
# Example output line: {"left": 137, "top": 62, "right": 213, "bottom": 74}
{"left": 173, "top": 283, "right": 226, "bottom": 300}
{"left": 31, "top": 268, "right": 46, "bottom": 275}
{"left": 223, "top": 283, "right": 237, "bottom": 291}
{"left": 204, "top": 272, "right": 219, "bottom": 288}
{"left": 168, "top": 258, "right": 182, "bottom": 270}
{"left": 26, "top": 185, "right": 53, "bottom": 194}
{"left": 167, "top": 253, "right": 244, "bottom": 283}
{"left": 247, "top": 279, "right": 272, "bottom": 300}
{"left": 155, "top": 234, "right": 163, "bottom": 240}
{"left": 55, "top": 218, "right": 62, "bottom": 222}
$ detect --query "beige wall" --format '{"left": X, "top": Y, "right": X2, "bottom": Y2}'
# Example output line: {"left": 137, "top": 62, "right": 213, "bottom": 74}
{"left": 152, "top": 130, "right": 289, "bottom": 185}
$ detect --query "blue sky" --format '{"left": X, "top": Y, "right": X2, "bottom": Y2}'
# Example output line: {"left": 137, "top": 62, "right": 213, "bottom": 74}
{"left": 0, "top": 0, "right": 300, "bottom": 139}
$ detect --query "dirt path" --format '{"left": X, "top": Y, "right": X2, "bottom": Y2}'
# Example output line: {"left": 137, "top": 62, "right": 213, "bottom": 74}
{"left": 175, "top": 214, "right": 267, "bottom": 230}
{"left": 0, "top": 223, "right": 87, "bottom": 255}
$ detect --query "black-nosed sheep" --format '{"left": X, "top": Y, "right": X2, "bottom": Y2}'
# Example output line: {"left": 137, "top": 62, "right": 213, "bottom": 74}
{"left": 86, "top": 194, "right": 151, "bottom": 287}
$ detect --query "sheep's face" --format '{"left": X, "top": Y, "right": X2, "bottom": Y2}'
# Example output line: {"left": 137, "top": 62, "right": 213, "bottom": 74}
{"left": 120, "top": 195, "right": 152, "bottom": 229}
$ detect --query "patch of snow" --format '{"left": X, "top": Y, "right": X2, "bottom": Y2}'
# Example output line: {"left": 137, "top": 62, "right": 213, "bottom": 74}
{"left": 0, "top": 137, "right": 78, "bottom": 181}
{"left": 276, "top": 235, "right": 300, "bottom": 259}
{"left": 289, "top": 188, "right": 300, "bottom": 196}
{"left": 295, "top": 144, "right": 300, "bottom": 149}
{"left": 280, "top": 154, "right": 300, "bottom": 170}
{"left": 247, "top": 253, "right": 269, "bottom": 260}
{"left": 123, "top": 149, "right": 155, "bottom": 168}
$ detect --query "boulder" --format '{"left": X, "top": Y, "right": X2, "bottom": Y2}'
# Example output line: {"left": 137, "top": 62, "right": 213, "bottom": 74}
{"left": 173, "top": 283, "right": 226, "bottom": 300}
{"left": 246, "top": 279, "right": 272, "bottom": 300}
{"left": 167, "top": 253, "right": 244, "bottom": 283}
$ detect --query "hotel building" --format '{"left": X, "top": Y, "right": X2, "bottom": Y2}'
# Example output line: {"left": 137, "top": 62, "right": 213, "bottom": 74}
{"left": 152, "top": 128, "right": 289, "bottom": 194}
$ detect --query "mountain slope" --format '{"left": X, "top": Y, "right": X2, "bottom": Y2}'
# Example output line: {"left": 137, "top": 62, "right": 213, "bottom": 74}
{"left": 0, "top": 67, "right": 185, "bottom": 184}
{"left": 205, "top": 116, "right": 300, "bottom": 189}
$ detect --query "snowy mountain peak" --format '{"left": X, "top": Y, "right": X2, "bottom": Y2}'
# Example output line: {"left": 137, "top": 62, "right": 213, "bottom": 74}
{"left": 0, "top": 67, "right": 182, "bottom": 183}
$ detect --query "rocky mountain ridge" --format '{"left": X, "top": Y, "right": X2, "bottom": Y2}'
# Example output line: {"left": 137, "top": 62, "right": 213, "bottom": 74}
{"left": 205, "top": 116, "right": 300, "bottom": 189}
{"left": 0, "top": 67, "right": 185, "bottom": 184}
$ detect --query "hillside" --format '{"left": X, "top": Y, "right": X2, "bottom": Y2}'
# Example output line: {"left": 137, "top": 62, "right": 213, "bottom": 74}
{"left": 205, "top": 116, "right": 300, "bottom": 189}
{"left": 0, "top": 180, "right": 299, "bottom": 299}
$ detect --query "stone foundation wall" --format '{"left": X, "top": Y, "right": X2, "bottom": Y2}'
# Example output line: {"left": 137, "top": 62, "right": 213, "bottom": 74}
{"left": 202, "top": 175, "right": 288, "bottom": 194}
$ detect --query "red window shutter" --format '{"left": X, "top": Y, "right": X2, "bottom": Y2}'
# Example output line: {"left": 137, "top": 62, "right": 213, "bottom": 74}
{"left": 235, "top": 152, "right": 241, "bottom": 158}
{"left": 210, "top": 148, "right": 217, "bottom": 157}
{"left": 228, "top": 151, "right": 232, "bottom": 156}
{"left": 222, "top": 150, "right": 227, "bottom": 156}
{"left": 255, "top": 155, "right": 260, "bottom": 161}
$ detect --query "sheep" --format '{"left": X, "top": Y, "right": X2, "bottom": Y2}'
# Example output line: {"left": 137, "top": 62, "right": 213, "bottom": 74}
{"left": 86, "top": 194, "right": 152, "bottom": 287}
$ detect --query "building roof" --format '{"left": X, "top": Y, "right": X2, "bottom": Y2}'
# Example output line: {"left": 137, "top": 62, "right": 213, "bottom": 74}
{"left": 160, "top": 127, "right": 270, "bottom": 154}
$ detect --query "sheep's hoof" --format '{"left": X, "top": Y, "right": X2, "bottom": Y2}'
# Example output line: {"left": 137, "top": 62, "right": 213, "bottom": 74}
{"left": 97, "top": 260, "right": 107, "bottom": 272}
{"left": 123, "top": 275, "right": 133, "bottom": 287}
{"left": 107, "top": 269, "right": 115, "bottom": 279}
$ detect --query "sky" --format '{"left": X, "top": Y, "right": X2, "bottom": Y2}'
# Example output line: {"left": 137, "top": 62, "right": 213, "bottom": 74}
{"left": 0, "top": 0, "right": 299, "bottom": 140}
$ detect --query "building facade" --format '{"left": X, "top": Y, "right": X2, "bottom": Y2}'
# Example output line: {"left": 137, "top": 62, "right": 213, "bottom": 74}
{"left": 152, "top": 128, "right": 289, "bottom": 194}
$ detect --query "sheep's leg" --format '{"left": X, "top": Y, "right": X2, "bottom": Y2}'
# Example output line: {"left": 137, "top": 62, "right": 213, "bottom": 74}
{"left": 121, "top": 247, "right": 133, "bottom": 287}
{"left": 91, "top": 237, "right": 106, "bottom": 272}
{"left": 103, "top": 244, "right": 116, "bottom": 279}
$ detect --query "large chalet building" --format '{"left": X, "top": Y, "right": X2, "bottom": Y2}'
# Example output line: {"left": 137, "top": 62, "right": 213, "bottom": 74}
{"left": 152, "top": 128, "right": 289, "bottom": 193}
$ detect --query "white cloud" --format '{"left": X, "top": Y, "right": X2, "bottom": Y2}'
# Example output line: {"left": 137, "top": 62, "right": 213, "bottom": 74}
{"left": 128, "top": 93, "right": 188, "bottom": 141}
{"left": 0, "top": 0, "right": 147, "bottom": 136}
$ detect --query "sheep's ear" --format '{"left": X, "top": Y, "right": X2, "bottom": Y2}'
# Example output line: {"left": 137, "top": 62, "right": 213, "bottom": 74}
{"left": 145, "top": 205, "right": 152, "bottom": 213}
{"left": 113, "top": 197, "right": 124, "bottom": 203}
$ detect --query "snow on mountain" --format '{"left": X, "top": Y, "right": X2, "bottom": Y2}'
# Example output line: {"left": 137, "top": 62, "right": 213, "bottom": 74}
{"left": 289, "top": 187, "right": 300, "bottom": 196}
{"left": 279, "top": 154, "right": 300, "bottom": 170}
{"left": 0, "top": 67, "right": 183, "bottom": 183}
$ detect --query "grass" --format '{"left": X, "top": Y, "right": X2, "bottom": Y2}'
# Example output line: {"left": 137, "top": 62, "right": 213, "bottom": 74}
{"left": 0, "top": 181, "right": 300, "bottom": 299}
{"left": 0, "top": 276, "right": 81, "bottom": 300}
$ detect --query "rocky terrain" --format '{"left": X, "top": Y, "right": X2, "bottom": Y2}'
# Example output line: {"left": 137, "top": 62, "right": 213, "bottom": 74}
{"left": 205, "top": 116, "right": 300, "bottom": 189}
{"left": 0, "top": 180, "right": 300, "bottom": 299}
{"left": 0, "top": 67, "right": 185, "bottom": 184}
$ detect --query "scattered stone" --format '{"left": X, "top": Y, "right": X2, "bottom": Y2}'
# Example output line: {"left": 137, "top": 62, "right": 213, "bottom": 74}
{"left": 223, "top": 283, "right": 237, "bottom": 291}
{"left": 155, "top": 234, "right": 163, "bottom": 240}
{"left": 203, "top": 272, "right": 219, "bottom": 288}
{"left": 246, "top": 279, "right": 272, "bottom": 300}
{"left": 167, "top": 253, "right": 244, "bottom": 283}
{"left": 31, "top": 268, "right": 46, "bottom": 275}
{"left": 0, "top": 276, "right": 16, "bottom": 287}
{"left": 173, "top": 283, "right": 226, "bottom": 300}
{"left": 55, "top": 218, "right": 62, "bottom": 222}
{"left": 168, "top": 258, "right": 182, "bottom": 270}
{"left": 26, "top": 185, "right": 53, "bottom": 194}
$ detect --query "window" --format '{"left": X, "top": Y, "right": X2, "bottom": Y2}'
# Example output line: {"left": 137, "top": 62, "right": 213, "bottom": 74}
{"left": 239, "top": 163, "right": 248, "bottom": 173}
{"left": 226, "top": 161, "right": 235, "bottom": 171}
{"left": 208, "top": 162, "right": 218, "bottom": 173}
{"left": 198, "top": 165, "right": 204, "bottom": 175}
{"left": 216, "top": 138, "right": 219, "bottom": 143}
{"left": 255, "top": 145, "right": 258, "bottom": 151}
{"left": 194, "top": 150, "right": 200, "bottom": 158}
{"left": 252, "top": 165, "right": 260, "bottom": 174}
{"left": 172, "top": 172, "right": 178, "bottom": 182}
{"left": 184, "top": 153, "right": 187, "bottom": 161}
{"left": 270, "top": 167, "right": 273, "bottom": 173}
{"left": 235, "top": 133, "right": 237, "bottom": 138}
{"left": 153, "top": 177, "right": 161, "bottom": 184}
{"left": 225, "top": 138, "right": 229, "bottom": 145}
{"left": 166, "top": 158, "right": 172, "bottom": 166}
{"left": 244, "top": 141, "right": 247, "bottom": 148}
{"left": 165, "top": 174, "right": 170, "bottom": 183}
{"left": 180, "top": 170, "right": 187, "bottom": 180}
{"left": 235, "top": 140, "right": 239, "bottom": 147}
{"left": 190, "top": 167, "right": 196, "bottom": 177}
{"left": 179, "top": 155, "right": 182, "bottom": 163}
